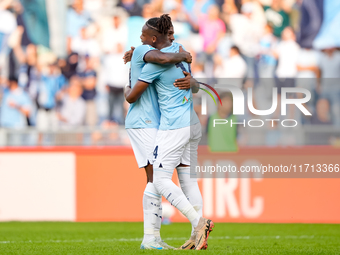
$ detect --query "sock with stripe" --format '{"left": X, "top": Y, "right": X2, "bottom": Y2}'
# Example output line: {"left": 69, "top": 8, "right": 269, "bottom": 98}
{"left": 153, "top": 168, "right": 200, "bottom": 229}
{"left": 142, "top": 182, "right": 161, "bottom": 244}
{"left": 177, "top": 166, "right": 203, "bottom": 236}
{"left": 154, "top": 197, "right": 162, "bottom": 239}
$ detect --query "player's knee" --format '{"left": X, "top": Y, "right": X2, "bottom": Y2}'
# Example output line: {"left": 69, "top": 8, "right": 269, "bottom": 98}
{"left": 153, "top": 169, "right": 173, "bottom": 194}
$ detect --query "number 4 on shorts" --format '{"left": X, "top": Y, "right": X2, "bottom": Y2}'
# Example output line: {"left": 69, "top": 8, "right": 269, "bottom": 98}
{"left": 153, "top": 146, "right": 158, "bottom": 159}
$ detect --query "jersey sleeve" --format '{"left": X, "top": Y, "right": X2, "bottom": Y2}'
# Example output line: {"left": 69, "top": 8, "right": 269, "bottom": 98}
{"left": 138, "top": 63, "right": 164, "bottom": 84}
{"left": 134, "top": 45, "right": 156, "bottom": 65}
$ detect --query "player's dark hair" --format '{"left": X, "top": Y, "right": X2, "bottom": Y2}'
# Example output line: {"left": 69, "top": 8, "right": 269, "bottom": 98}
{"left": 220, "top": 92, "right": 233, "bottom": 101}
{"left": 146, "top": 17, "right": 160, "bottom": 32}
{"left": 157, "top": 14, "right": 172, "bottom": 35}
{"left": 231, "top": 45, "right": 240, "bottom": 54}
{"left": 146, "top": 14, "right": 172, "bottom": 35}
{"left": 8, "top": 75, "right": 18, "bottom": 83}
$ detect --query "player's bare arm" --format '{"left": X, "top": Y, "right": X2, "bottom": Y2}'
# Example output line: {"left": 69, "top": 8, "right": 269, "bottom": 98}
{"left": 125, "top": 80, "right": 150, "bottom": 103}
{"left": 123, "top": 46, "right": 192, "bottom": 64}
{"left": 173, "top": 71, "right": 200, "bottom": 93}
{"left": 125, "top": 70, "right": 194, "bottom": 104}
{"left": 144, "top": 46, "right": 192, "bottom": 64}
{"left": 125, "top": 71, "right": 195, "bottom": 104}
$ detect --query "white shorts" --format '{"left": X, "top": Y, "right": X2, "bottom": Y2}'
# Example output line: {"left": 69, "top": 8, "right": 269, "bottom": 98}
{"left": 153, "top": 122, "right": 202, "bottom": 171}
{"left": 36, "top": 109, "right": 58, "bottom": 131}
{"left": 126, "top": 128, "right": 158, "bottom": 168}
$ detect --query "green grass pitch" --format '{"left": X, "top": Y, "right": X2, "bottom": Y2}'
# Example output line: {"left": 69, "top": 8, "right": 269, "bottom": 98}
{"left": 0, "top": 222, "right": 339, "bottom": 254}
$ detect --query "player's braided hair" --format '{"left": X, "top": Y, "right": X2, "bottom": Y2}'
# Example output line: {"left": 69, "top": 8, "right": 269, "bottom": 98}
{"left": 157, "top": 14, "right": 172, "bottom": 35}
{"left": 146, "top": 14, "right": 172, "bottom": 35}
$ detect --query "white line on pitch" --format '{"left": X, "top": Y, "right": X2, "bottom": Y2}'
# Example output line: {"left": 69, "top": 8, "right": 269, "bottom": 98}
{"left": 0, "top": 235, "right": 316, "bottom": 244}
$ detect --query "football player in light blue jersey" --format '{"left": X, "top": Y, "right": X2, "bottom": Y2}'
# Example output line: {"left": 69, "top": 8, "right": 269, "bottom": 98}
{"left": 125, "top": 15, "right": 214, "bottom": 250}
{"left": 124, "top": 15, "right": 193, "bottom": 250}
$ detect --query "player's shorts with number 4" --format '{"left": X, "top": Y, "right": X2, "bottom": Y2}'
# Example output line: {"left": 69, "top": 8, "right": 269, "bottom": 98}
{"left": 153, "top": 122, "right": 201, "bottom": 170}
{"left": 126, "top": 128, "right": 158, "bottom": 168}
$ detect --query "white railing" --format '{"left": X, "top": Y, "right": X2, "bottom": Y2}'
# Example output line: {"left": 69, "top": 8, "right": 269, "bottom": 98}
{"left": 0, "top": 126, "right": 131, "bottom": 146}
{"left": 0, "top": 125, "right": 339, "bottom": 146}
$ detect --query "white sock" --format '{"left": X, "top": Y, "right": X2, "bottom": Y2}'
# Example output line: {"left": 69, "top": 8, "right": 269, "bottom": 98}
{"left": 154, "top": 197, "right": 162, "bottom": 239}
{"left": 153, "top": 168, "right": 200, "bottom": 228}
{"left": 142, "top": 183, "right": 161, "bottom": 243}
{"left": 177, "top": 166, "right": 203, "bottom": 235}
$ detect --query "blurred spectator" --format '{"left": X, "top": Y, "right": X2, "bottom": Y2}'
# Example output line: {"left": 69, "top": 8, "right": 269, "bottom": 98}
{"left": 199, "top": 5, "right": 226, "bottom": 55}
{"left": 103, "top": 43, "right": 129, "bottom": 124}
{"left": 102, "top": 12, "right": 128, "bottom": 54}
{"left": 0, "top": 1, "right": 17, "bottom": 43}
{"left": 0, "top": 0, "right": 17, "bottom": 77}
{"left": 317, "top": 48, "right": 340, "bottom": 126}
{"left": 207, "top": 92, "right": 238, "bottom": 152}
{"left": 198, "top": 4, "right": 226, "bottom": 76}
{"left": 273, "top": 27, "right": 300, "bottom": 93}
{"left": 258, "top": 24, "right": 277, "bottom": 78}
{"left": 70, "top": 26, "right": 101, "bottom": 58}
{"left": 59, "top": 53, "right": 79, "bottom": 80}
{"left": 260, "top": 0, "right": 291, "bottom": 38}
{"left": 17, "top": 44, "right": 39, "bottom": 94}
{"left": 78, "top": 56, "right": 97, "bottom": 126}
{"left": 296, "top": 0, "right": 323, "bottom": 49}
{"left": 310, "top": 98, "right": 332, "bottom": 125}
{"left": 214, "top": 46, "right": 247, "bottom": 86}
{"left": 184, "top": 0, "right": 215, "bottom": 31}
{"left": 36, "top": 62, "right": 66, "bottom": 131}
{"left": 229, "top": 2, "right": 263, "bottom": 78}
{"left": 296, "top": 48, "right": 320, "bottom": 80}
{"left": 11, "top": 26, "right": 39, "bottom": 99}
{"left": 83, "top": 0, "right": 104, "bottom": 18}
{"left": 296, "top": 47, "right": 320, "bottom": 109}
{"left": 57, "top": 76, "right": 86, "bottom": 128}
{"left": 192, "top": 61, "right": 206, "bottom": 78}
{"left": 12, "top": 1, "right": 31, "bottom": 47}
{"left": 117, "top": 0, "right": 142, "bottom": 17}
{"left": 165, "top": 0, "right": 191, "bottom": 40}
{"left": 67, "top": 0, "right": 91, "bottom": 39}
{"left": 318, "top": 48, "right": 340, "bottom": 79}
{"left": 19, "top": 0, "right": 50, "bottom": 48}
{"left": 221, "top": 0, "right": 238, "bottom": 26}
{"left": 312, "top": 0, "right": 340, "bottom": 50}
{"left": 0, "top": 76, "right": 32, "bottom": 128}
{"left": 126, "top": 4, "right": 152, "bottom": 50}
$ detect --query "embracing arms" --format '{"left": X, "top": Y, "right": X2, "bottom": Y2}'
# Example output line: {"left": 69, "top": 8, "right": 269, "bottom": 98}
{"left": 125, "top": 71, "right": 200, "bottom": 103}
{"left": 174, "top": 71, "right": 200, "bottom": 94}
{"left": 123, "top": 46, "right": 192, "bottom": 65}
{"left": 124, "top": 80, "right": 149, "bottom": 103}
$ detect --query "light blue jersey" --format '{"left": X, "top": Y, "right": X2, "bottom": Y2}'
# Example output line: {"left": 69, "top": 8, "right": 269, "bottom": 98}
{"left": 125, "top": 44, "right": 161, "bottom": 129}
{"left": 0, "top": 87, "right": 32, "bottom": 128}
{"left": 139, "top": 42, "right": 199, "bottom": 130}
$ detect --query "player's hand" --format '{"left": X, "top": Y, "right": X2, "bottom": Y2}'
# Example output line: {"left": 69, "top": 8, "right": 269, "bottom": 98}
{"left": 174, "top": 71, "right": 192, "bottom": 90}
{"left": 179, "top": 46, "right": 192, "bottom": 63}
{"left": 123, "top": 47, "right": 135, "bottom": 64}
